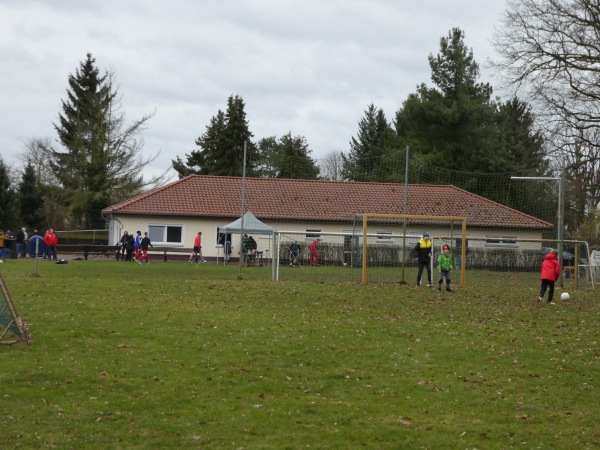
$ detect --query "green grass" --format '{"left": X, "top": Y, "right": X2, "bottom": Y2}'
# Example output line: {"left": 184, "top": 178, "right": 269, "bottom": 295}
{"left": 1, "top": 260, "right": 598, "bottom": 449}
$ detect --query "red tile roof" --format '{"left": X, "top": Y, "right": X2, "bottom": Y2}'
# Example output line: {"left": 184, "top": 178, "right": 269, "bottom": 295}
{"left": 103, "top": 175, "right": 553, "bottom": 229}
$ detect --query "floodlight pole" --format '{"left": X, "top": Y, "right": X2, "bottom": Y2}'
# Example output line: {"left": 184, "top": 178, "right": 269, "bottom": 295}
{"left": 240, "top": 141, "right": 247, "bottom": 269}
{"left": 511, "top": 172, "right": 565, "bottom": 287}
{"left": 401, "top": 146, "right": 409, "bottom": 283}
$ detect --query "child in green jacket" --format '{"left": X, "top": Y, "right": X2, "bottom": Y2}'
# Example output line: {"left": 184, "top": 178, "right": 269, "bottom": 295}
{"left": 437, "top": 244, "right": 453, "bottom": 292}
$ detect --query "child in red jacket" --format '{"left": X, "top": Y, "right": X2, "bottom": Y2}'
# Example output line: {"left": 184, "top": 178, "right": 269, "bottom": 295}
{"left": 539, "top": 249, "right": 561, "bottom": 304}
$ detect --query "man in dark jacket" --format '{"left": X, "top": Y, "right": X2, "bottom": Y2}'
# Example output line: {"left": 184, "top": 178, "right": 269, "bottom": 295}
{"left": 414, "top": 231, "right": 433, "bottom": 287}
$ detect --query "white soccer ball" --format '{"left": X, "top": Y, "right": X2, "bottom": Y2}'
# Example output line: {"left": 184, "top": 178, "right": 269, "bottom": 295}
{"left": 0, "top": 260, "right": 3, "bottom": 264}
{"left": 561, "top": 292, "right": 570, "bottom": 301}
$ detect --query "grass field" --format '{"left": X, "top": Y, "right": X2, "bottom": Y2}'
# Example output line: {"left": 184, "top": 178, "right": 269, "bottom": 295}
{"left": 0, "top": 259, "right": 598, "bottom": 449}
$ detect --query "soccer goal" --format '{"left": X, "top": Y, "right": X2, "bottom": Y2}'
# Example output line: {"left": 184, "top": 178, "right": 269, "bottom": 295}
{"left": 273, "top": 230, "right": 357, "bottom": 283}
{"left": 0, "top": 272, "right": 31, "bottom": 344}
{"left": 353, "top": 214, "right": 467, "bottom": 286}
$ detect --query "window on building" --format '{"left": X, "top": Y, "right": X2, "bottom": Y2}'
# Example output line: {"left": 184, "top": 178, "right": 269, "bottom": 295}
{"left": 148, "top": 224, "right": 183, "bottom": 246}
{"left": 376, "top": 230, "right": 393, "bottom": 243}
{"left": 216, "top": 228, "right": 232, "bottom": 247}
{"left": 407, "top": 233, "right": 421, "bottom": 246}
{"left": 484, "top": 234, "right": 518, "bottom": 248}
{"left": 306, "top": 229, "right": 322, "bottom": 241}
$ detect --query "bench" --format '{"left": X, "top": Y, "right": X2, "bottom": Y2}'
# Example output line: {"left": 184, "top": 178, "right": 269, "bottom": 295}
{"left": 58, "top": 244, "right": 122, "bottom": 260}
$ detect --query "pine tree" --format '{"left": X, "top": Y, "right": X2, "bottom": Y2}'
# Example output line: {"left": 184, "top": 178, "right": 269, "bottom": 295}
{"left": 52, "top": 53, "right": 158, "bottom": 229}
{"left": 173, "top": 95, "right": 257, "bottom": 177}
{"left": 0, "top": 158, "right": 18, "bottom": 230}
{"left": 18, "top": 162, "right": 46, "bottom": 230}
{"left": 394, "top": 29, "right": 508, "bottom": 188}
{"left": 343, "top": 104, "right": 393, "bottom": 181}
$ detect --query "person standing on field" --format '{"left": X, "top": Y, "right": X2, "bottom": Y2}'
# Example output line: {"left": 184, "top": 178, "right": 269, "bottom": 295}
{"left": 138, "top": 231, "right": 153, "bottom": 265}
{"left": 133, "top": 230, "right": 142, "bottom": 262}
{"left": 539, "top": 249, "right": 561, "bottom": 304}
{"left": 124, "top": 232, "right": 134, "bottom": 261}
{"left": 44, "top": 227, "right": 59, "bottom": 261}
{"left": 309, "top": 239, "right": 319, "bottom": 266}
{"left": 16, "top": 227, "right": 27, "bottom": 258}
{"left": 118, "top": 231, "right": 129, "bottom": 260}
{"left": 414, "top": 231, "right": 433, "bottom": 287}
{"left": 437, "top": 244, "right": 453, "bottom": 292}
{"left": 188, "top": 232, "right": 204, "bottom": 263}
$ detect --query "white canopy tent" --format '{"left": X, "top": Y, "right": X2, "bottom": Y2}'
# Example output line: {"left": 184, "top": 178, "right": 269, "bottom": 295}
{"left": 220, "top": 211, "right": 275, "bottom": 236}
{"left": 219, "top": 211, "right": 276, "bottom": 275}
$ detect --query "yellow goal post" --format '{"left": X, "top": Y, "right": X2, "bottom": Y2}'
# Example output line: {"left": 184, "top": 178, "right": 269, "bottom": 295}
{"left": 358, "top": 214, "right": 467, "bottom": 287}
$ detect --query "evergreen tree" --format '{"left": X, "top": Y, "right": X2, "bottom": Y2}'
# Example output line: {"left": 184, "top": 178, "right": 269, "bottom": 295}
{"left": 256, "top": 133, "right": 320, "bottom": 179}
{"left": 395, "top": 28, "right": 503, "bottom": 178}
{"left": 173, "top": 95, "right": 258, "bottom": 177}
{"left": 18, "top": 162, "right": 46, "bottom": 229}
{"left": 173, "top": 111, "right": 227, "bottom": 176}
{"left": 0, "top": 158, "right": 18, "bottom": 230}
{"left": 52, "top": 53, "right": 159, "bottom": 229}
{"left": 255, "top": 136, "right": 279, "bottom": 178}
{"left": 343, "top": 104, "right": 393, "bottom": 181}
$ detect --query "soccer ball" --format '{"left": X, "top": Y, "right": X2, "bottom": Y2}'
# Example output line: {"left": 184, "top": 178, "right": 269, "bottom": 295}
{"left": 561, "top": 292, "right": 570, "bottom": 301}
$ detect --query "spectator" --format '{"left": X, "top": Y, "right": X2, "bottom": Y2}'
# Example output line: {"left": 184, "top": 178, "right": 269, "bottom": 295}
{"left": 224, "top": 239, "right": 232, "bottom": 263}
{"left": 124, "top": 232, "right": 135, "bottom": 261}
{"left": 0, "top": 230, "right": 5, "bottom": 260}
{"left": 44, "top": 228, "right": 59, "bottom": 260}
{"left": 242, "top": 234, "right": 250, "bottom": 266}
{"left": 118, "top": 231, "right": 129, "bottom": 260}
{"left": 16, "top": 227, "right": 28, "bottom": 258}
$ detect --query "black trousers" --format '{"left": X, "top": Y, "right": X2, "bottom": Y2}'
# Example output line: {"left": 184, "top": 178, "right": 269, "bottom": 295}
{"left": 417, "top": 261, "right": 432, "bottom": 285}
{"left": 539, "top": 279, "right": 555, "bottom": 302}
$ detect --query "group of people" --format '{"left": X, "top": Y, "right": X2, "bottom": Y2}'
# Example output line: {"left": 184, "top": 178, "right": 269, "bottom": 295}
{"left": 118, "top": 230, "right": 153, "bottom": 265}
{"left": 414, "top": 230, "right": 564, "bottom": 302}
{"left": 241, "top": 234, "right": 258, "bottom": 266}
{"left": 286, "top": 239, "right": 320, "bottom": 267}
{"left": 0, "top": 227, "right": 59, "bottom": 261}
{"left": 413, "top": 231, "right": 454, "bottom": 292}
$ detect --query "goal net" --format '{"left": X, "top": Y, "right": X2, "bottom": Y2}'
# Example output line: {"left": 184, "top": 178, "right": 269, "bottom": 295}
{"left": 271, "top": 218, "right": 594, "bottom": 292}
{"left": 0, "top": 272, "right": 31, "bottom": 345}
{"left": 352, "top": 214, "right": 467, "bottom": 286}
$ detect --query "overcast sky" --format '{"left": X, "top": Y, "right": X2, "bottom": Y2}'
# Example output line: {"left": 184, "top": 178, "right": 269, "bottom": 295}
{"left": 1, "top": 0, "right": 508, "bottom": 182}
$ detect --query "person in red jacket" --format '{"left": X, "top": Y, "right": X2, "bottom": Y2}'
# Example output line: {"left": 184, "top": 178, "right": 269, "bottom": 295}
{"left": 309, "top": 239, "right": 319, "bottom": 266}
{"left": 44, "top": 227, "right": 59, "bottom": 260}
{"left": 539, "top": 249, "right": 561, "bottom": 304}
{"left": 188, "top": 232, "right": 205, "bottom": 263}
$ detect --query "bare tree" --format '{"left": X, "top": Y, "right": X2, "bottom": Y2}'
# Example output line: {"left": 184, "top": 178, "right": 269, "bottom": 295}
{"left": 19, "top": 137, "right": 59, "bottom": 187}
{"left": 318, "top": 150, "right": 346, "bottom": 181}
{"left": 491, "top": 0, "right": 600, "bottom": 148}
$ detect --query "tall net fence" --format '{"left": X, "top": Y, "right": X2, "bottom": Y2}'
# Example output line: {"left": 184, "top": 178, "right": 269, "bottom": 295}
{"left": 271, "top": 229, "right": 594, "bottom": 292}
{"left": 242, "top": 147, "right": 595, "bottom": 290}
